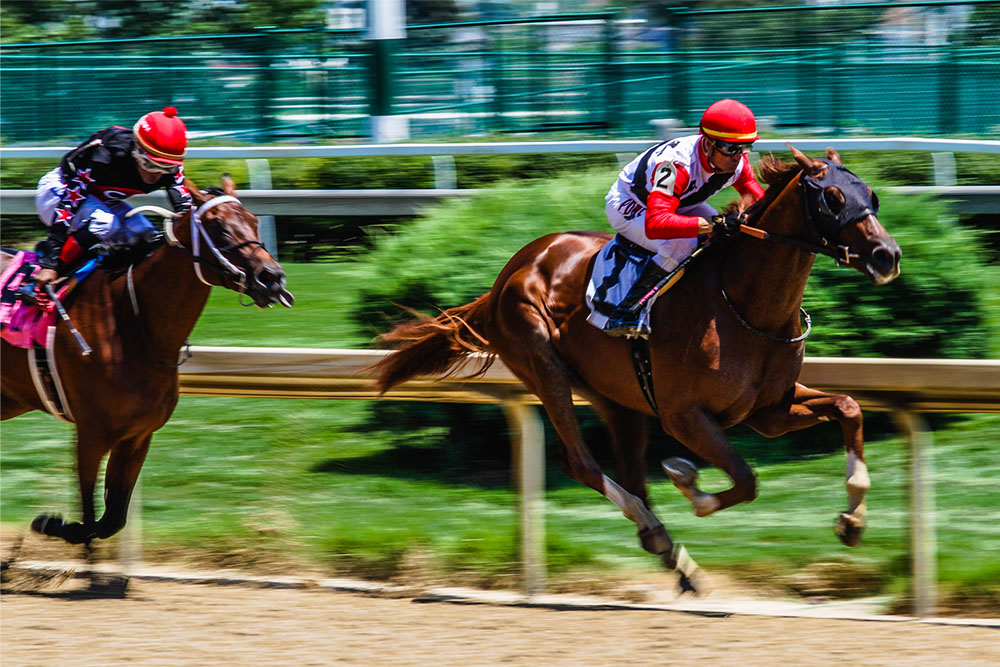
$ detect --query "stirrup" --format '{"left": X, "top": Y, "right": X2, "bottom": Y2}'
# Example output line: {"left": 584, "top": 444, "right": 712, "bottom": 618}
{"left": 603, "top": 318, "right": 650, "bottom": 339}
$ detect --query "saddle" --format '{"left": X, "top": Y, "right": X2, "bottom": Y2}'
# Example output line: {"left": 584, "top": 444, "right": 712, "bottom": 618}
{"left": 1, "top": 250, "right": 97, "bottom": 424}
{"left": 1, "top": 251, "right": 88, "bottom": 349}
{"left": 584, "top": 234, "right": 717, "bottom": 413}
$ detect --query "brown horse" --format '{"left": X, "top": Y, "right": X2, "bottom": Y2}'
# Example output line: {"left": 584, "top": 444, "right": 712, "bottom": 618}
{"left": 373, "top": 146, "right": 900, "bottom": 591}
{"left": 1, "top": 176, "right": 292, "bottom": 546}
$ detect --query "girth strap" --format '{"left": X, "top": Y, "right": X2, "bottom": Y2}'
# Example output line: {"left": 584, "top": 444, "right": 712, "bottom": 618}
{"left": 630, "top": 336, "right": 658, "bottom": 414}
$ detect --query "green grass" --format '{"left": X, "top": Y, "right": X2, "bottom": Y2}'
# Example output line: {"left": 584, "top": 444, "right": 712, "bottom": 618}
{"left": 2, "top": 261, "right": 998, "bottom": 607}
{"left": 3, "top": 397, "right": 998, "bottom": 599}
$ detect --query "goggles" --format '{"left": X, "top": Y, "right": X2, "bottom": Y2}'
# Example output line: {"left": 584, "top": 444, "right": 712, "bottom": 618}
{"left": 132, "top": 147, "right": 180, "bottom": 175}
{"left": 711, "top": 139, "right": 754, "bottom": 157}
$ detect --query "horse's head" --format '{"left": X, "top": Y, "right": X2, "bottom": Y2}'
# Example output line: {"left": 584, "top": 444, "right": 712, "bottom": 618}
{"left": 786, "top": 144, "right": 901, "bottom": 285}
{"left": 174, "top": 175, "right": 294, "bottom": 308}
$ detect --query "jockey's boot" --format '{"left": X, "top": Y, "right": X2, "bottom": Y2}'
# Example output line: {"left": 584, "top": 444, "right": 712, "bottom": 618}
{"left": 603, "top": 262, "right": 669, "bottom": 338}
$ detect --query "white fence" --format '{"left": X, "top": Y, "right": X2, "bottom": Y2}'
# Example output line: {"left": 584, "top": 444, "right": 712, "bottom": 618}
{"left": 177, "top": 347, "right": 1000, "bottom": 616}
{"left": 3, "top": 137, "right": 1000, "bottom": 159}
{"left": 4, "top": 138, "right": 997, "bottom": 234}
{"left": 2, "top": 185, "right": 997, "bottom": 218}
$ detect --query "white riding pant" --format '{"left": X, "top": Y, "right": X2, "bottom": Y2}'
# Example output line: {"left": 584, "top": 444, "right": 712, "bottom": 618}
{"left": 605, "top": 188, "right": 717, "bottom": 272}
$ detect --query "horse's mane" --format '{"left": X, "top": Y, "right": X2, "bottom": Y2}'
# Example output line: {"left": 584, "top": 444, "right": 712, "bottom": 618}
{"left": 733, "top": 155, "right": 802, "bottom": 225}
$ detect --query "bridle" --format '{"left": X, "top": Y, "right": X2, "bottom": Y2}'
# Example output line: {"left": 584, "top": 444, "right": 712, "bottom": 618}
{"left": 163, "top": 194, "right": 266, "bottom": 294}
{"left": 735, "top": 160, "right": 879, "bottom": 267}
{"left": 123, "top": 194, "right": 266, "bottom": 365}
{"left": 718, "top": 160, "right": 879, "bottom": 344}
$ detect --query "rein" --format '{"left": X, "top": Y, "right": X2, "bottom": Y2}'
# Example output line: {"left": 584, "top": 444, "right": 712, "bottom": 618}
{"left": 123, "top": 195, "right": 262, "bottom": 367}
{"left": 735, "top": 221, "right": 857, "bottom": 266}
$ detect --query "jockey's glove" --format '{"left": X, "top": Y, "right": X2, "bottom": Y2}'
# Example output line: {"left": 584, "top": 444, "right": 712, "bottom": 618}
{"left": 711, "top": 211, "right": 744, "bottom": 238}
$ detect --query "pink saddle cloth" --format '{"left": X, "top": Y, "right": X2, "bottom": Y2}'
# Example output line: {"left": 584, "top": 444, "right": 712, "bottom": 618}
{"left": 0, "top": 251, "right": 62, "bottom": 349}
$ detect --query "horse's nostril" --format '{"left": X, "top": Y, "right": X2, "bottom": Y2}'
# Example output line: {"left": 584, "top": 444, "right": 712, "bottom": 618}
{"left": 255, "top": 267, "right": 284, "bottom": 291}
{"left": 872, "top": 246, "right": 897, "bottom": 274}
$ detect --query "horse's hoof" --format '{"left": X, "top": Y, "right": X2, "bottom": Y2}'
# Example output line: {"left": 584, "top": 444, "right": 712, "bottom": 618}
{"left": 31, "top": 514, "right": 63, "bottom": 537}
{"left": 662, "top": 458, "right": 699, "bottom": 488}
{"left": 835, "top": 512, "right": 865, "bottom": 547}
{"left": 677, "top": 571, "right": 699, "bottom": 595}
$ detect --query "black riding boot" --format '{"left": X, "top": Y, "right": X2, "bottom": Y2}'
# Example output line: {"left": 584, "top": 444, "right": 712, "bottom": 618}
{"left": 603, "top": 261, "right": 668, "bottom": 338}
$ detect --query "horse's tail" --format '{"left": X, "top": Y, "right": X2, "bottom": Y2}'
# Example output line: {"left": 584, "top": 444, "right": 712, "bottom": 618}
{"left": 372, "top": 292, "right": 496, "bottom": 395}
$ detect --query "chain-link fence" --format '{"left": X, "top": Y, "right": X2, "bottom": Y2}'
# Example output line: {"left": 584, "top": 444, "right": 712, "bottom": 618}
{"left": 1, "top": 2, "right": 997, "bottom": 143}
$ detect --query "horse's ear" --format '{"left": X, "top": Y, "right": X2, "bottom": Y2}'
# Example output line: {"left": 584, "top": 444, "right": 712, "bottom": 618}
{"left": 186, "top": 177, "right": 207, "bottom": 206}
{"left": 221, "top": 173, "right": 237, "bottom": 197}
{"left": 786, "top": 143, "right": 825, "bottom": 176}
{"left": 825, "top": 147, "right": 843, "bottom": 164}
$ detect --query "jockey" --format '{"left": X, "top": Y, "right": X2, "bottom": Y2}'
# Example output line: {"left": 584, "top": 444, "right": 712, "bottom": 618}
{"left": 32, "top": 106, "right": 193, "bottom": 291}
{"left": 596, "top": 99, "right": 765, "bottom": 336}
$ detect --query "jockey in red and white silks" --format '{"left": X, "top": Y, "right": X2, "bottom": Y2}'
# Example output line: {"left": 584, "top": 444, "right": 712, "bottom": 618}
{"left": 605, "top": 99, "right": 765, "bottom": 273}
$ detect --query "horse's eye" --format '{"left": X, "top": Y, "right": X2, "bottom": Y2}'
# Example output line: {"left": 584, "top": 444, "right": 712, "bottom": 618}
{"left": 869, "top": 189, "right": 880, "bottom": 214}
{"left": 822, "top": 187, "right": 846, "bottom": 215}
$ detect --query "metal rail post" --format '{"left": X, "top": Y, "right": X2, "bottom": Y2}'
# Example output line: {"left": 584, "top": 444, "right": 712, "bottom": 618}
{"left": 367, "top": 0, "right": 409, "bottom": 142}
{"left": 502, "top": 400, "right": 546, "bottom": 597}
{"left": 892, "top": 409, "right": 937, "bottom": 618}
{"left": 247, "top": 159, "right": 278, "bottom": 259}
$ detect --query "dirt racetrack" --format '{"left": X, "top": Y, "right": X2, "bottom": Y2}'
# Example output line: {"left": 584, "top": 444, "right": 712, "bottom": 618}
{"left": 3, "top": 572, "right": 999, "bottom": 667}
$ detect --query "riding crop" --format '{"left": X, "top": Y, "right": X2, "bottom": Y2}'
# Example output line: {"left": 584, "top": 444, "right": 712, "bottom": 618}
{"left": 45, "top": 284, "right": 92, "bottom": 356}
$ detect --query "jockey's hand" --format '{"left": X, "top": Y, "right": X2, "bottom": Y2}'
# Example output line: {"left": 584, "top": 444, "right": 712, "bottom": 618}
{"left": 33, "top": 269, "right": 58, "bottom": 311}
{"left": 34, "top": 268, "right": 58, "bottom": 286}
{"left": 711, "top": 211, "right": 744, "bottom": 238}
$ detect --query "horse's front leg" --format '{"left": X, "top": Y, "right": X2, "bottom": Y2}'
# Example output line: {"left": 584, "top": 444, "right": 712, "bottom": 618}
{"left": 661, "top": 407, "right": 758, "bottom": 517}
{"left": 743, "top": 382, "right": 868, "bottom": 547}
{"left": 31, "top": 429, "right": 107, "bottom": 544}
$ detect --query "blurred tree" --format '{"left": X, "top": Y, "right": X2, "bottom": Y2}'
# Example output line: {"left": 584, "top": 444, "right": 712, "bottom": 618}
{"left": 1, "top": 0, "right": 95, "bottom": 42}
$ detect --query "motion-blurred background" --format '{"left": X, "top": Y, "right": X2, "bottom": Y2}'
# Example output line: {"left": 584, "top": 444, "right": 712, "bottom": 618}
{"left": 2, "top": 1, "right": 998, "bottom": 616}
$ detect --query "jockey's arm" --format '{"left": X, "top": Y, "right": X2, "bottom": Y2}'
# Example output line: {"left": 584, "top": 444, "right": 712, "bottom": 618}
{"left": 165, "top": 170, "right": 193, "bottom": 213}
{"left": 643, "top": 162, "right": 713, "bottom": 239}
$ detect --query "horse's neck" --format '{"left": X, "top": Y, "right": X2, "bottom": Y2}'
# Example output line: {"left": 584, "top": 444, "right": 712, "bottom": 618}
{"left": 723, "top": 177, "right": 816, "bottom": 330}
{"left": 123, "top": 243, "right": 212, "bottom": 360}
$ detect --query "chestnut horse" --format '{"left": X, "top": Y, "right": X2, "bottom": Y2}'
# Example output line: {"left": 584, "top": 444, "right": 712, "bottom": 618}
{"left": 373, "top": 146, "right": 900, "bottom": 591}
{"left": 1, "top": 176, "right": 293, "bottom": 546}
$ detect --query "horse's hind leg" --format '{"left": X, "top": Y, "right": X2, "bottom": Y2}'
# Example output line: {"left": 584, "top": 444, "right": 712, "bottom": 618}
{"left": 494, "top": 305, "right": 698, "bottom": 589}
{"left": 583, "top": 391, "right": 651, "bottom": 506}
{"left": 585, "top": 392, "right": 701, "bottom": 588}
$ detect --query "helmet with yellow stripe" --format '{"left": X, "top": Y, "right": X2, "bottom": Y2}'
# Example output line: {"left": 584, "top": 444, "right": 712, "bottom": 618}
{"left": 699, "top": 99, "right": 759, "bottom": 144}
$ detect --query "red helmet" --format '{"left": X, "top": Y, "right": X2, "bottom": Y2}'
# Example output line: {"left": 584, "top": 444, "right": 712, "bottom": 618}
{"left": 133, "top": 106, "right": 187, "bottom": 166}
{"left": 700, "top": 99, "right": 759, "bottom": 143}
